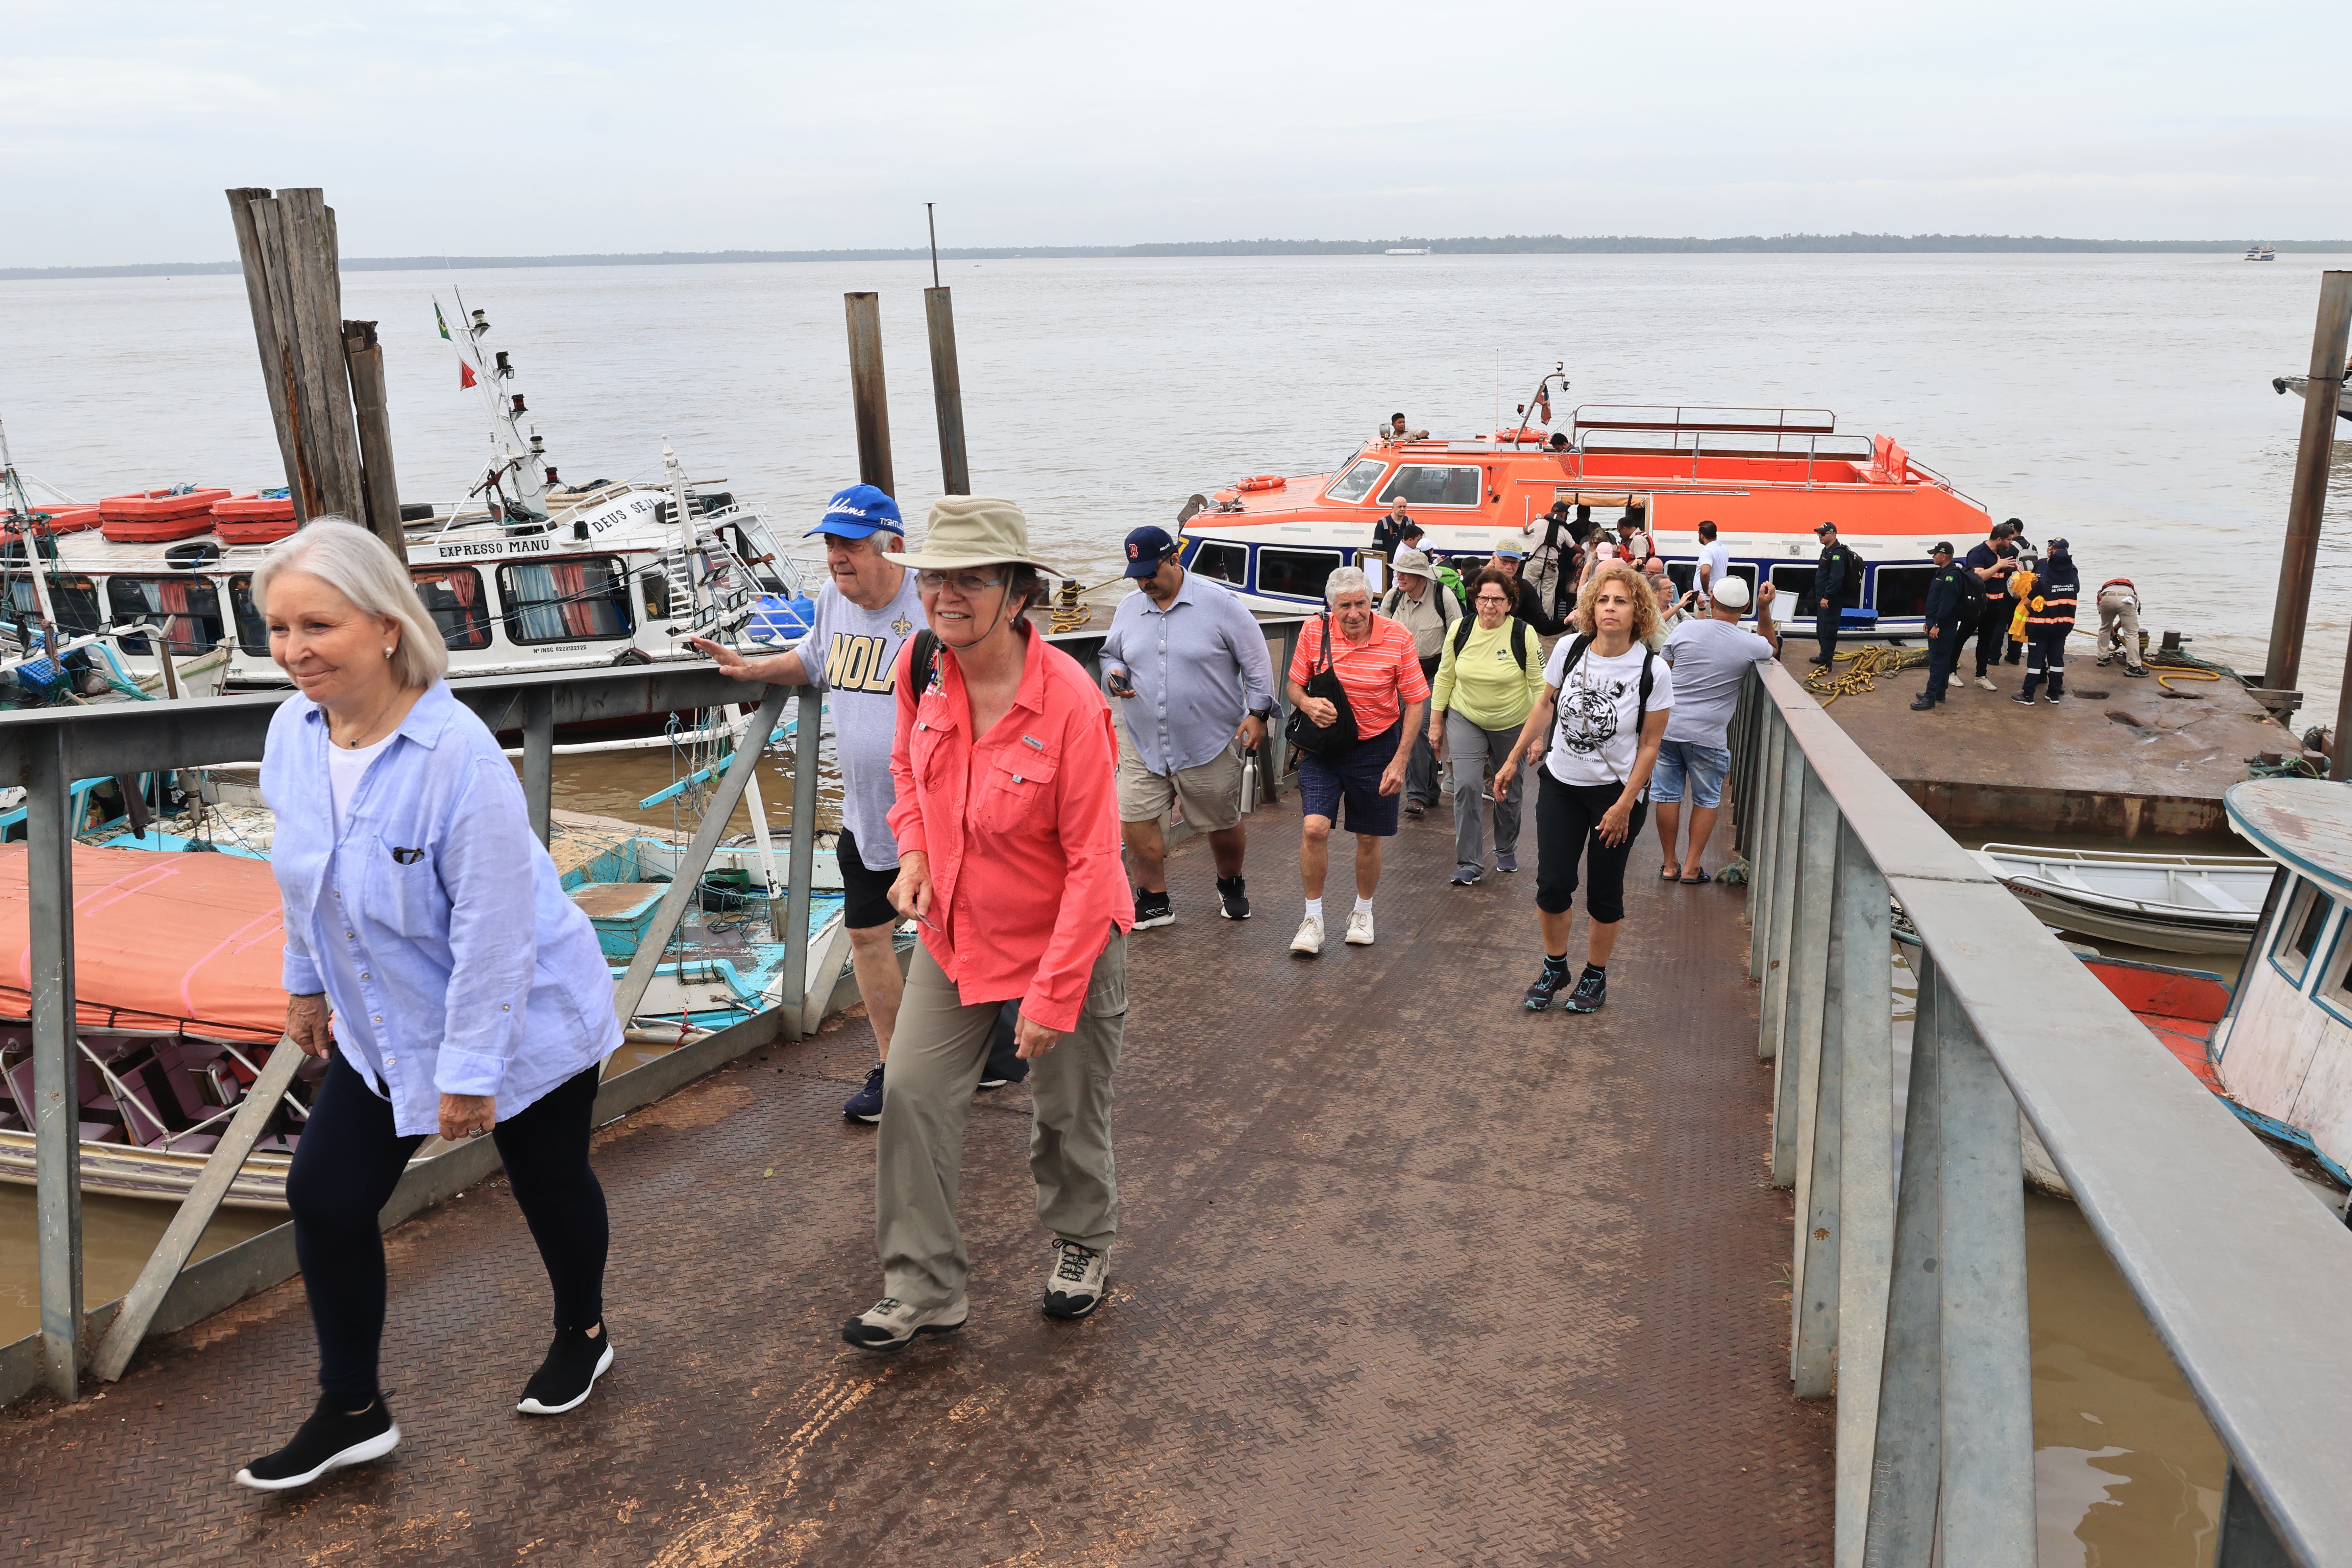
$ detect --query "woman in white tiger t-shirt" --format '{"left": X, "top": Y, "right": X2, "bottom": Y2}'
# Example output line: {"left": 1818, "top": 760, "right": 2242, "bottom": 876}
{"left": 1492, "top": 562, "right": 1674, "bottom": 1015}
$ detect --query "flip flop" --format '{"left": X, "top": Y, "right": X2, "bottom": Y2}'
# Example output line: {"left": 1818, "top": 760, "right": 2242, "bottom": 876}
{"left": 1680, "top": 869, "right": 1711, "bottom": 885}
{"left": 1660, "top": 865, "right": 1681, "bottom": 881}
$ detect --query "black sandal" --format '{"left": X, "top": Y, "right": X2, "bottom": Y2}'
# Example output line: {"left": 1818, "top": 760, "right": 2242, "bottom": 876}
{"left": 1681, "top": 869, "right": 1711, "bottom": 885}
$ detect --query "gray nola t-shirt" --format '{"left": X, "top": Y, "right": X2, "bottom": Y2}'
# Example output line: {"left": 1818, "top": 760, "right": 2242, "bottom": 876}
{"left": 799, "top": 569, "right": 926, "bottom": 868}
{"left": 1660, "top": 617, "right": 1776, "bottom": 748}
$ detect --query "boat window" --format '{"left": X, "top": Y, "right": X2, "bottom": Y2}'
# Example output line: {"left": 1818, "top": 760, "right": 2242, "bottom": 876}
{"left": 1188, "top": 541, "right": 1249, "bottom": 584}
{"left": 105, "top": 576, "right": 226, "bottom": 656}
{"left": 498, "top": 556, "right": 635, "bottom": 643}
{"left": 1257, "top": 548, "right": 1341, "bottom": 601}
{"left": 1771, "top": 563, "right": 1863, "bottom": 610}
{"left": 2272, "top": 878, "right": 2334, "bottom": 987}
{"left": 730, "top": 522, "right": 790, "bottom": 595}
{"left": 1376, "top": 466, "right": 1482, "bottom": 509}
{"left": 5, "top": 574, "right": 103, "bottom": 640}
{"left": 1325, "top": 460, "right": 1388, "bottom": 505}
{"left": 1872, "top": 565, "right": 1933, "bottom": 619}
{"left": 225, "top": 576, "right": 268, "bottom": 654}
{"left": 410, "top": 567, "right": 493, "bottom": 650}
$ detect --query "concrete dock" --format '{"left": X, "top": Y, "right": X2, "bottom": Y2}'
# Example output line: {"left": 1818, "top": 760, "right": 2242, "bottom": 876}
{"left": 1779, "top": 643, "right": 2301, "bottom": 840}
{"left": 1, "top": 814, "right": 1829, "bottom": 1565}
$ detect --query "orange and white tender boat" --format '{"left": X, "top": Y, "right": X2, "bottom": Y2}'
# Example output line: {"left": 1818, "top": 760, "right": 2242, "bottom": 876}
{"left": 1177, "top": 386, "right": 1994, "bottom": 633}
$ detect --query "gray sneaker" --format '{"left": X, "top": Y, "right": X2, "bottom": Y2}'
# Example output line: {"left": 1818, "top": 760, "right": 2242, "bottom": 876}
{"left": 840, "top": 1294, "right": 969, "bottom": 1352}
{"left": 1042, "top": 1239, "right": 1109, "bottom": 1320}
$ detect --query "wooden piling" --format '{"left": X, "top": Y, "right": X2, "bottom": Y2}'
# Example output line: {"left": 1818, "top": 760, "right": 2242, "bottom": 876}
{"left": 2265, "top": 270, "right": 2352, "bottom": 702}
{"left": 228, "top": 187, "right": 367, "bottom": 524}
{"left": 843, "top": 293, "right": 895, "bottom": 496}
{"left": 925, "top": 287, "right": 972, "bottom": 495}
{"left": 341, "top": 320, "right": 405, "bottom": 556}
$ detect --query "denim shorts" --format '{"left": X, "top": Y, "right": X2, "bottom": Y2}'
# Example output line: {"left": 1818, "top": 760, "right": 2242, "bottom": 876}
{"left": 1649, "top": 739, "right": 1730, "bottom": 808}
{"left": 1297, "top": 725, "right": 1403, "bottom": 837}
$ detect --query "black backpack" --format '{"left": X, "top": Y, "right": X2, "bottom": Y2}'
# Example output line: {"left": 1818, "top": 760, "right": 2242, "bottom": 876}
{"left": 1452, "top": 611, "right": 1530, "bottom": 670}
{"left": 1283, "top": 612, "right": 1362, "bottom": 758}
{"left": 1952, "top": 566, "right": 1987, "bottom": 609}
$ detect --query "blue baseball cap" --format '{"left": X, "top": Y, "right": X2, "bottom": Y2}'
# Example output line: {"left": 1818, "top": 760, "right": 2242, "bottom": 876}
{"left": 806, "top": 484, "right": 904, "bottom": 540}
{"left": 1123, "top": 525, "right": 1177, "bottom": 577}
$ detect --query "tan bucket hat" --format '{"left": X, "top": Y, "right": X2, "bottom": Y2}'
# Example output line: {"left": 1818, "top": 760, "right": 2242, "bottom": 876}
{"left": 898, "top": 495, "right": 1059, "bottom": 572}
{"left": 1390, "top": 546, "right": 1437, "bottom": 581}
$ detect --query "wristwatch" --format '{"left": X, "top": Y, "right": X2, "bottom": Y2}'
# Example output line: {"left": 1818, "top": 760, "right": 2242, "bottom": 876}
{"left": 1249, "top": 705, "right": 1275, "bottom": 721}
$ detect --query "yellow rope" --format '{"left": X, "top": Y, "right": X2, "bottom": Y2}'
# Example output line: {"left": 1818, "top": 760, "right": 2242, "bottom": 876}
{"left": 1048, "top": 575, "right": 1127, "bottom": 635}
{"left": 1802, "top": 644, "right": 1930, "bottom": 706}
{"left": 2150, "top": 665, "right": 2220, "bottom": 693}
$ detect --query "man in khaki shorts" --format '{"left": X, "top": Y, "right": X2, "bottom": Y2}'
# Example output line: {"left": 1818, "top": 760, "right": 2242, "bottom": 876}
{"left": 1101, "top": 525, "right": 1277, "bottom": 927}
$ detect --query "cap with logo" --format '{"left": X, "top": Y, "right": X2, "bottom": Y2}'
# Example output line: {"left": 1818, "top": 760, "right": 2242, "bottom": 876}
{"left": 1122, "top": 525, "right": 1178, "bottom": 578}
{"left": 1492, "top": 532, "right": 1525, "bottom": 560}
{"left": 1930, "top": 540, "right": 1954, "bottom": 556}
{"left": 1814, "top": 521, "right": 1837, "bottom": 535}
{"left": 807, "top": 484, "right": 904, "bottom": 540}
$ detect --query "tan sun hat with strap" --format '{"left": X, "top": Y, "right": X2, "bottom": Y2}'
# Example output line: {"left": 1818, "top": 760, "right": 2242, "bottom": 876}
{"left": 898, "top": 495, "right": 1060, "bottom": 572}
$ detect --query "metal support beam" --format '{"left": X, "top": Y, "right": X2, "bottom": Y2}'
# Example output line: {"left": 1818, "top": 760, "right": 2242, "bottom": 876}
{"left": 1789, "top": 786, "right": 1853, "bottom": 1397}
{"left": 1934, "top": 985, "right": 2037, "bottom": 1565}
{"left": 843, "top": 292, "right": 895, "bottom": 497}
{"left": 1748, "top": 714, "right": 1785, "bottom": 988}
{"left": 1772, "top": 760, "right": 1833, "bottom": 1186}
{"left": 521, "top": 688, "right": 554, "bottom": 848}
{"left": 1760, "top": 723, "right": 1803, "bottom": 1065}
{"left": 778, "top": 687, "right": 823, "bottom": 1043}
{"left": 1830, "top": 817, "right": 1895, "bottom": 1563}
{"left": 26, "top": 724, "right": 83, "bottom": 1399}
{"left": 2268, "top": 269, "right": 2352, "bottom": 697}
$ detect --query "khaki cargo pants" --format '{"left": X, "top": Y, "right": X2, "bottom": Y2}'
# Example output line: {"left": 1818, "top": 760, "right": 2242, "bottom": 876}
{"left": 875, "top": 928, "right": 1127, "bottom": 1312}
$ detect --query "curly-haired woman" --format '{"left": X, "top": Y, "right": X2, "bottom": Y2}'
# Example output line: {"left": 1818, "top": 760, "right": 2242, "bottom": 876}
{"left": 1492, "top": 562, "right": 1675, "bottom": 1015}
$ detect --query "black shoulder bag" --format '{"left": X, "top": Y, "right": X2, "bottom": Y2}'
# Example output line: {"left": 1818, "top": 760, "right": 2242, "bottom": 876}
{"left": 1283, "top": 613, "right": 1360, "bottom": 758}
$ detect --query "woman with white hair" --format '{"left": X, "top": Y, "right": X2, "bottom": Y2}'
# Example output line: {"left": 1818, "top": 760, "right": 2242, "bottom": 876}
{"left": 234, "top": 520, "right": 622, "bottom": 1493}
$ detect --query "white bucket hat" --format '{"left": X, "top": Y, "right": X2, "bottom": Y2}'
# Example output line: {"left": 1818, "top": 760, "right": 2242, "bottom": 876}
{"left": 898, "top": 495, "right": 1060, "bottom": 573}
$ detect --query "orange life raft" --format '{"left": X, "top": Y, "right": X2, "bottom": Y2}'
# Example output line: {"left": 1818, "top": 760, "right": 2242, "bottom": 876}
{"left": 99, "top": 487, "right": 232, "bottom": 544}
{"left": 211, "top": 493, "right": 298, "bottom": 545}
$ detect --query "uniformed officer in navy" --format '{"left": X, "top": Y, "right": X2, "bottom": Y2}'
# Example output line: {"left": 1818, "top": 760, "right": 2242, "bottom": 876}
{"left": 1809, "top": 522, "right": 1859, "bottom": 666}
{"left": 1910, "top": 542, "right": 1974, "bottom": 711}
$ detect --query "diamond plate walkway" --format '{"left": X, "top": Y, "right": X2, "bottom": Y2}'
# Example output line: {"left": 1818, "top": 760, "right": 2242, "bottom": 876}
{"left": 2, "top": 809, "right": 1831, "bottom": 1565}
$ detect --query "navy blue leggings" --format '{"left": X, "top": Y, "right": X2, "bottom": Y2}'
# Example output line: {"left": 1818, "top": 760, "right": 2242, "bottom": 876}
{"left": 288, "top": 1050, "right": 608, "bottom": 1407}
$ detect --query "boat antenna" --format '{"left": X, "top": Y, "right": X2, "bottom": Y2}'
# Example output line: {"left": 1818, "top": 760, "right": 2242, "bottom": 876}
{"left": 926, "top": 203, "right": 941, "bottom": 289}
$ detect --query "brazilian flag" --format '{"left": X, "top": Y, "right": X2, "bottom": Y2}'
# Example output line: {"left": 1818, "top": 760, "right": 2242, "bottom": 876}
{"left": 434, "top": 302, "right": 451, "bottom": 341}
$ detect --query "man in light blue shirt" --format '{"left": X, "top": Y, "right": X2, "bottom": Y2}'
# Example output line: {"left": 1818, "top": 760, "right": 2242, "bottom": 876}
{"left": 1100, "top": 525, "right": 1277, "bottom": 926}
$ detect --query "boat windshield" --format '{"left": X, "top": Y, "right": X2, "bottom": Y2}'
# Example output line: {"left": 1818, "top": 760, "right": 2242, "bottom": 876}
{"left": 1325, "top": 459, "right": 1387, "bottom": 505}
{"left": 1377, "top": 465, "right": 1482, "bottom": 508}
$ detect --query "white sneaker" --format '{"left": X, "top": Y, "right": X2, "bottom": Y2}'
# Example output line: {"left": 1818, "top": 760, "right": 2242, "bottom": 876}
{"left": 1975, "top": 675, "right": 1996, "bottom": 691}
{"left": 840, "top": 1293, "right": 969, "bottom": 1353}
{"left": 1042, "top": 1239, "right": 1109, "bottom": 1320}
{"left": 1290, "top": 914, "right": 1324, "bottom": 956}
{"left": 1345, "top": 909, "right": 1375, "bottom": 946}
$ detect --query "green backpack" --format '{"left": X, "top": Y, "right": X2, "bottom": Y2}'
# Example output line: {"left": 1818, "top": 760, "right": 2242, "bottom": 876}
{"left": 1432, "top": 560, "right": 1469, "bottom": 610}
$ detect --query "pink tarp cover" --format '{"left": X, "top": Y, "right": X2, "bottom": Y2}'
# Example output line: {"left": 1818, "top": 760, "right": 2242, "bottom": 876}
{"left": 1, "top": 845, "right": 286, "bottom": 1042}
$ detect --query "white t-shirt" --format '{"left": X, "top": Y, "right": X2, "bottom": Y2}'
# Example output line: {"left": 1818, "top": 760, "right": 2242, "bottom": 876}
{"left": 1543, "top": 640, "right": 1674, "bottom": 788}
{"left": 1662, "top": 618, "right": 1777, "bottom": 746}
{"left": 322, "top": 731, "right": 397, "bottom": 1064}
{"left": 1696, "top": 541, "right": 1733, "bottom": 596}
{"left": 799, "top": 568, "right": 925, "bottom": 867}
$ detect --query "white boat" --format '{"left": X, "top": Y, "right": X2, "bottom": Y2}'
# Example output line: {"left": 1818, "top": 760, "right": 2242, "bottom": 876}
{"left": 1, "top": 299, "right": 809, "bottom": 714}
{"left": 1969, "top": 842, "right": 2276, "bottom": 954}
{"left": 2247, "top": 243, "right": 2277, "bottom": 261}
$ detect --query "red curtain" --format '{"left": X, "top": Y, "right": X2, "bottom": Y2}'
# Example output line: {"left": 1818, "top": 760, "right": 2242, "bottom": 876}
{"left": 550, "top": 561, "right": 598, "bottom": 637}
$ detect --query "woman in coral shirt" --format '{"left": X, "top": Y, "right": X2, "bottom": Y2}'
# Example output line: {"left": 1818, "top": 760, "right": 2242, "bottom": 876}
{"left": 841, "top": 497, "right": 1135, "bottom": 1354}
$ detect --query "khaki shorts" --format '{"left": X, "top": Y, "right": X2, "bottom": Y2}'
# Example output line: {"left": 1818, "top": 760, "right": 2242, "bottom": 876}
{"left": 1117, "top": 721, "right": 1245, "bottom": 832}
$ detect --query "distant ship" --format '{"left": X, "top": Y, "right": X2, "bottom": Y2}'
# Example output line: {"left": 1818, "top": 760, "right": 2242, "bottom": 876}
{"left": 2247, "top": 243, "right": 2277, "bottom": 261}
{"left": 1385, "top": 247, "right": 1431, "bottom": 256}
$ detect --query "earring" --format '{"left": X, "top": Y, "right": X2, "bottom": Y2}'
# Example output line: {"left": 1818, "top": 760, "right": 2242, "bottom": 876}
{"left": 383, "top": 647, "right": 394, "bottom": 659}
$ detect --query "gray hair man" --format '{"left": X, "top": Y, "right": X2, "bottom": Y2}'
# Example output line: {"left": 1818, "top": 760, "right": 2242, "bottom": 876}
{"left": 1653, "top": 574, "right": 1779, "bottom": 883}
{"left": 1101, "top": 526, "right": 1277, "bottom": 926}
{"left": 1378, "top": 546, "right": 1460, "bottom": 819}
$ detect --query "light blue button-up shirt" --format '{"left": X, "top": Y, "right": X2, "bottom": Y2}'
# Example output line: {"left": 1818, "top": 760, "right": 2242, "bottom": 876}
{"left": 1099, "top": 571, "right": 1276, "bottom": 775}
{"left": 263, "top": 682, "right": 620, "bottom": 1137}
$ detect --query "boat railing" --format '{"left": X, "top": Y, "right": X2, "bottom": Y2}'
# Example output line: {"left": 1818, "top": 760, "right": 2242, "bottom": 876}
{"left": 1727, "top": 658, "right": 2352, "bottom": 1565}
{"left": 1571, "top": 403, "right": 1840, "bottom": 437}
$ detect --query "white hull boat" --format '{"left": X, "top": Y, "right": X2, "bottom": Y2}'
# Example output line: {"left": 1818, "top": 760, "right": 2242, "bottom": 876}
{"left": 1970, "top": 842, "right": 2275, "bottom": 954}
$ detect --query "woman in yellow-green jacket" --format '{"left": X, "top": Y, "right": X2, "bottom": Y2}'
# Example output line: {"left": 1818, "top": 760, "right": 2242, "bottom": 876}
{"left": 1428, "top": 568, "right": 1549, "bottom": 885}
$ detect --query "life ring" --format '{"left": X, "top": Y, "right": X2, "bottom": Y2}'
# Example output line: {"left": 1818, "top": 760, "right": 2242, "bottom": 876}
{"left": 1237, "top": 474, "right": 1288, "bottom": 493}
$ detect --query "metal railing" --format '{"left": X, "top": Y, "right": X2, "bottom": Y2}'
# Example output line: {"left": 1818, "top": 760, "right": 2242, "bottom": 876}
{"left": 1728, "top": 659, "right": 2352, "bottom": 1566}
{"left": 0, "top": 662, "right": 822, "bottom": 1404}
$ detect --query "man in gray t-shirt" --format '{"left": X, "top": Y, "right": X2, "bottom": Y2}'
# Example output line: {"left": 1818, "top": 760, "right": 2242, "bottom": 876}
{"left": 694, "top": 483, "right": 953, "bottom": 1124}
{"left": 1653, "top": 576, "right": 1779, "bottom": 883}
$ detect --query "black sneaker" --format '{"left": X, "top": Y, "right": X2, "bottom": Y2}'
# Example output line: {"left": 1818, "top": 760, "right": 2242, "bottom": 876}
{"left": 978, "top": 1043, "right": 1029, "bottom": 1091}
{"left": 1215, "top": 875, "right": 1251, "bottom": 920}
{"left": 2010, "top": 692, "right": 2037, "bottom": 706}
{"left": 1567, "top": 966, "right": 1608, "bottom": 1014}
{"left": 1524, "top": 961, "right": 1570, "bottom": 1011}
{"left": 233, "top": 1396, "right": 400, "bottom": 1491}
{"left": 1909, "top": 697, "right": 1936, "bottom": 711}
{"left": 1132, "top": 889, "right": 1175, "bottom": 930}
{"left": 842, "top": 1062, "right": 885, "bottom": 1124}
{"left": 2044, "top": 690, "right": 2064, "bottom": 704}
{"left": 517, "top": 1325, "right": 614, "bottom": 1415}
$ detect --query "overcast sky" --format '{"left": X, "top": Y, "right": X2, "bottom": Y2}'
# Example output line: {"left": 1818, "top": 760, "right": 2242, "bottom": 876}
{"left": 7, "top": 1, "right": 2346, "bottom": 267}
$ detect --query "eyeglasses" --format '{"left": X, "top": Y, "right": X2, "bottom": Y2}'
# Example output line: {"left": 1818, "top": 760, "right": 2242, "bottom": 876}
{"left": 915, "top": 570, "right": 1006, "bottom": 594}
{"left": 1475, "top": 595, "right": 1511, "bottom": 607}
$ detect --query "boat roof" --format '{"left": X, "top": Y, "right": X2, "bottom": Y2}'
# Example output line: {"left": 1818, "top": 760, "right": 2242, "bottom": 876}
{"left": 2225, "top": 779, "right": 2352, "bottom": 900}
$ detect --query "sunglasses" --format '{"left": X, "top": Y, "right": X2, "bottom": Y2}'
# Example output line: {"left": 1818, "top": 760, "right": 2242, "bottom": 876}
{"left": 915, "top": 570, "right": 1007, "bottom": 594}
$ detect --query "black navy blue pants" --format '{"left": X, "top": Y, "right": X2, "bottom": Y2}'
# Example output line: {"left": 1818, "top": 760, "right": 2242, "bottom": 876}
{"left": 1813, "top": 605, "right": 1840, "bottom": 663}
{"left": 2021, "top": 625, "right": 2070, "bottom": 697}
{"left": 1535, "top": 771, "right": 1647, "bottom": 926}
{"left": 1922, "top": 617, "right": 1962, "bottom": 702}
{"left": 289, "top": 1049, "right": 608, "bottom": 1407}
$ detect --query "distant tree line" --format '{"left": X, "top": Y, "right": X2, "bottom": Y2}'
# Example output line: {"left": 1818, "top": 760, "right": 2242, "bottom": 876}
{"left": 7, "top": 233, "right": 2345, "bottom": 280}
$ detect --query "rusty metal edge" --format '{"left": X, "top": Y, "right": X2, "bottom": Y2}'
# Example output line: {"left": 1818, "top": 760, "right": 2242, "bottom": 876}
{"left": 0, "top": 1003, "right": 790, "bottom": 1410}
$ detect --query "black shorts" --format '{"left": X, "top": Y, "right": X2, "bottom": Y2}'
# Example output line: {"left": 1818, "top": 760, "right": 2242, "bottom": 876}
{"left": 835, "top": 826, "right": 900, "bottom": 931}
{"left": 1534, "top": 771, "right": 1646, "bottom": 924}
